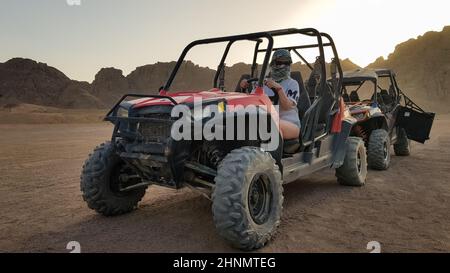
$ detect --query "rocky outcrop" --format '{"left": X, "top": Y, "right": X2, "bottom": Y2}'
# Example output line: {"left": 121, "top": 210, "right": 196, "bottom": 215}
{"left": 59, "top": 81, "right": 104, "bottom": 108}
{"left": 368, "top": 26, "right": 450, "bottom": 109}
{"left": 0, "top": 58, "right": 104, "bottom": 108}
{"left": 91, "top": 68, "right": 129, "bottom": 106}
{"left": 0, "top": 58, "right": 70, "bottom": 106}
{"left": 127, "top": 61, "right": 215, "bottom": 93}
{"left": 127, "top": 62, "right": 175, "bottom": 93}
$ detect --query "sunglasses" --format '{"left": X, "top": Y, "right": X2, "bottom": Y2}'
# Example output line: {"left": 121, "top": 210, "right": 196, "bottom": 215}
{"left": 270, "top": 59, "right": 292, "bottom": 66}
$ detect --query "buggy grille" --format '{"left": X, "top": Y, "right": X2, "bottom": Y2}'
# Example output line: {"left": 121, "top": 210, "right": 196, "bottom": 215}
{"left": 137, "top": 122, "right": 171, "bottom": 142}
{"left": 136, "top": 114, "right": 173, "bottom": 142}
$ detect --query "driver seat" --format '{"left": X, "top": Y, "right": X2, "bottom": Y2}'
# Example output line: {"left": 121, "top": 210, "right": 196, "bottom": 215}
{"left": 380, "top": 89, "right": 393, "bottom": 105}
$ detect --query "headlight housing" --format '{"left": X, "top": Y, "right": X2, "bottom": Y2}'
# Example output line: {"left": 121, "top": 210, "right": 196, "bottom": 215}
{"left": 191, "top": 101, "right": 226, "bottom": 121}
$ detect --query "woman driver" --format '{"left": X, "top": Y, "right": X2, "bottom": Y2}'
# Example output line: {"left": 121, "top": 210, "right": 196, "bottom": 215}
{"left": 240, "top": 49, "right": 301, "bottom": 140}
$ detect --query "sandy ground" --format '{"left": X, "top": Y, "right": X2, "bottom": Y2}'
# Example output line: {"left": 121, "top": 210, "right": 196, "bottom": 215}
{"left": 0, "top": 104, "right": 106, "bottom": 124}
{"left": 0, "top": 116, "right": 449, "bottom": 253}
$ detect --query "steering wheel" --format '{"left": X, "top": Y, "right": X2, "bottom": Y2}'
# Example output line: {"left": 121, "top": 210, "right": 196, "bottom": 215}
{"left": 241, "top": 78, "right": 258, "bottom": 93}
{"left": 243, "top": 78, "right": 279, "bottom": 105}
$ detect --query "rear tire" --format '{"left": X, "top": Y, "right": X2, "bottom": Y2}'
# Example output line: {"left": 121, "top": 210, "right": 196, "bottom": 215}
{"left": 394, "top": 128, "right": 411, "bottom": 156}
{"left": 367, "top": 129, "right": 391, "bottom": 170}
{"left": 336, "top": 137, "right": 367, "bottom": 186}
{"left": 212, "top": 147, "right": 283, "bottom": 251}
{"left": 80, "top": 142, "right": 146, "bottom": 216}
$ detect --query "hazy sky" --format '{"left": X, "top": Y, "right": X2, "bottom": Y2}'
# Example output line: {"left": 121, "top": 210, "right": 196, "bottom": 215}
{"left": 1, "top": 0, "right": 449, "bottom": 82}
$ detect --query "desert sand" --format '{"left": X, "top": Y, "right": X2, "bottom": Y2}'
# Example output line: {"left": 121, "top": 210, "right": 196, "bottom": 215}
{"left": 0, "top": 115, "right": 449, "bottom": 253}
{"left": 0, "top": 104, "right": 106, "bottom": 124}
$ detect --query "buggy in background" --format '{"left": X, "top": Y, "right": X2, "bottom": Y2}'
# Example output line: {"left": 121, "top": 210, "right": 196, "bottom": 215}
{"left": 340, "top": 68, "right": 435, "bottom": 170}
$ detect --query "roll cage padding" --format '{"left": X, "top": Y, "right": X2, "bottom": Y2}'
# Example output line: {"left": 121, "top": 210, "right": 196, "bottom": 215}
{"left": 300, "top": 96, "right": 320, "bottom": 143}
{"left": 305, "top": 57, "right": 323, "bottom": 100}
{"left": 349, "top": 91, "right": 360, "bottom": 102}
{"left": 380, "top": 89, "right": 393, "bottom": 105}
{"left": 318, "top": 84, "right": 334, "bottom": 124}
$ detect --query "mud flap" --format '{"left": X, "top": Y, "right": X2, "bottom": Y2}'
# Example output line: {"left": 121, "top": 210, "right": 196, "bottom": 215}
{"left": 331, "top": 119, "right": 353, "bottom": 169}
{"left": 396, "top": 106, "right": 435, "bottom": 144}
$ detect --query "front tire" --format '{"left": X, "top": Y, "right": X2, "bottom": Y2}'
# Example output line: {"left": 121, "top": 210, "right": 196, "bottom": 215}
{"left": 367, "top": 129, "right": 391, "bottom": 170}
{"left": 212, "top": 147, "right": 283, "bottom": 251}
{"left": 80, "top": 142, "right": 147, "bottom": 216}
{"left": 336, "top": 137, "right": 368, "bottom": 186}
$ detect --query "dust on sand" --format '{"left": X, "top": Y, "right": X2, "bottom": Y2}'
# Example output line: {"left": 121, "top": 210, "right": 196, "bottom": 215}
{"left": 0, "top": 116, "right": 449, "bottom": 253}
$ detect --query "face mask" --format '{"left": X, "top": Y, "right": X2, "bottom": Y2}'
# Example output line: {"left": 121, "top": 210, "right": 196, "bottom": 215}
{"left": 270, "top": 64, "right": 290, "bottom": 82}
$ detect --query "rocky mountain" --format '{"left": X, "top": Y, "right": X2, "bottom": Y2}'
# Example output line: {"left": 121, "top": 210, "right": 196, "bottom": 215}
{"left": 0, "top": 58, "right": 104, "bottom": 108}
{"left": 89, "top": 61, "right": 216, "bottom": 107}
{"left": 368, "top": 26, "right": 450, "bottom": 110}
{"left": 91, "top": 67, "right": 130, "bottom": 107}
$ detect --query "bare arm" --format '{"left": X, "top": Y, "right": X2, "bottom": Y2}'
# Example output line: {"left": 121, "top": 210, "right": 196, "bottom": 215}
{"left": 264, "top": 79, "right": 296, "bottom": 111}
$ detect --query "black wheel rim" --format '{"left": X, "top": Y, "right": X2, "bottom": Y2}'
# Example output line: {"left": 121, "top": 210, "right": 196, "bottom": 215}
{"left": 248, "top": 174, "right": 272, "bottom": 225}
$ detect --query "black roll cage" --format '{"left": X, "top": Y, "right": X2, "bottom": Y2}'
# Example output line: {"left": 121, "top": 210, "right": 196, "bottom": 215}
{"left": 376, "top": 69, "right": 428, "bottom": 114}
{"left": 162, "top": 28, "right": 343, "bottom": 95}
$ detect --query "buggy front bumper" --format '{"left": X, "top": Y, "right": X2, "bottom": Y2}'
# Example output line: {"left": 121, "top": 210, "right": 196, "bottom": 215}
{"left": 108, "top": 115, "right": 189, "bottom": 189}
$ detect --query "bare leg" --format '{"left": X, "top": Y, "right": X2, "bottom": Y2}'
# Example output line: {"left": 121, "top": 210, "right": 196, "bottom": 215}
{"left": 280, "top": 120, "right": 300, "bottom": 140}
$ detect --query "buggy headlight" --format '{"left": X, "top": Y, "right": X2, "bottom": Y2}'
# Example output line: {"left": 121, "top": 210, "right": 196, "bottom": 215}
{"left": 217, "top": 101, "right": 225, "bottom": 113}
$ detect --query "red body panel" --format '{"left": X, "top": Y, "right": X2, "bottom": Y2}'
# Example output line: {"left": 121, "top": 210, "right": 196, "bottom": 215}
{"left": 131, "top": 89, "right": 273, "bottom": 109}
{"left": 331, "top": 98, "right": 344, "bottom": 133}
